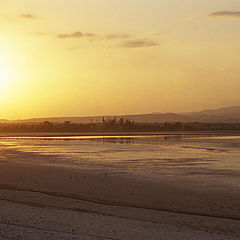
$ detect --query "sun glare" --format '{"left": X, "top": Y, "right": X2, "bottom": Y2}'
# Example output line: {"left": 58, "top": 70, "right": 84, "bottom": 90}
{"left": 0, "top": 56, "right": 12, "bottom": 98}
{"left": 0, "top": 66, "right": 8, "bottom": 87}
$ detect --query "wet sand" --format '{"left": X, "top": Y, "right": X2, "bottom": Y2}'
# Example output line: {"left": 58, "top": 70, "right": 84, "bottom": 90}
{"left": 0, "top": 161, "right": 240, "bottom": 239}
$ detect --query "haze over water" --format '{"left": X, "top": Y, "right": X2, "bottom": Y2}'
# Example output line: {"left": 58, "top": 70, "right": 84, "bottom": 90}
{"left": 1, "top": 133, "right": 240, "bottom": 192}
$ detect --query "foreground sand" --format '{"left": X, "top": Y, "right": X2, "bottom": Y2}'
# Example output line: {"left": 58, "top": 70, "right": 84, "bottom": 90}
{"left": 0, "top": 162, "right": 240, "bottom": 239}
{"left": 0, "top": 191, "right": 239, "bottom": 240}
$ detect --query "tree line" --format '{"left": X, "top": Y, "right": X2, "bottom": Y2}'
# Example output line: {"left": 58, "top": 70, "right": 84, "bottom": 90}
{"left": 0, "top": 117, "right": 240, "bottom": 133}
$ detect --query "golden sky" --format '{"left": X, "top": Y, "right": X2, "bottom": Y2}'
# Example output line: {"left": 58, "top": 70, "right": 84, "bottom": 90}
{"left": 1, "top": 0, "right": 240, "bottom": 119}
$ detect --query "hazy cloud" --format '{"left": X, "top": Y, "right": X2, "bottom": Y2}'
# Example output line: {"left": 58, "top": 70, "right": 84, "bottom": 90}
{"left": 20, "top": 13, "right": 38, "bottom": 20}
{"left": 121, "top": 39, "right": 158, "bottom": 48}
{"left": 57, "top": 31, "right": 85, "bottom": 38}
{"left": 55, "top": 31, "right": 157, "bottom": 50}
{"left": 56, "top": 31, "right": 130, "bottom": 40}
{"left": 104, "top": 34, "right": 131, "bottom": 40}
{"left": 209, "top": 11, "right": 240, "bottom": 18}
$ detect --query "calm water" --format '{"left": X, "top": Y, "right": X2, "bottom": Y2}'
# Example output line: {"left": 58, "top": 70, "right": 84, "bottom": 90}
{"left": 0, "top": 133, "right": 240, "bottom": 189}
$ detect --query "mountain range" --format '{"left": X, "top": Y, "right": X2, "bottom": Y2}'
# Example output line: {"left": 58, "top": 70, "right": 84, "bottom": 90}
{"left": 1, "top": 106, "right": 240, "bottom": 124}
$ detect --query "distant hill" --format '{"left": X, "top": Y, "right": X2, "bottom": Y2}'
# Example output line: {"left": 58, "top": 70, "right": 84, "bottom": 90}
{"left": 1, "top": 113, "right": 195, "bottom": 124}
{"left": 124, "top": 113, "right": 195, "bottom": 123}
{"left": 1, "top": 106, "right": 240, "bottom": 124}
{"left": 0, "top": 119, "right": 10, "bottom": 123}
{"left": 183, "top": 106, "right": 240, "bottom": 123}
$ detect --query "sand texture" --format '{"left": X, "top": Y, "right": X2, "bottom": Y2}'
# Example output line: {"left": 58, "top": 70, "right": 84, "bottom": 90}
{"left": 0, "top": 162, "right": 240, "bottom": 239}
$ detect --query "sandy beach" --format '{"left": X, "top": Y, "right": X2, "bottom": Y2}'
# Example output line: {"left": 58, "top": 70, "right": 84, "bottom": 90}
{"left": 0, "top": 133, "right": 240, "bottom": 239}
{"left": 0, "top": 160, "right": 240, "bottom": 239}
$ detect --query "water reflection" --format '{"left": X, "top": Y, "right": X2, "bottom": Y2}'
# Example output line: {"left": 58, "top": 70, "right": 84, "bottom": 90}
{"left": 0, "top": 133, "right": 240, "bottom": 190}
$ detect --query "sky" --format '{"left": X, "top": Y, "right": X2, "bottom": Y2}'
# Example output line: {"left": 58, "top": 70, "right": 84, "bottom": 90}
{"left": 1, "top": 0, "right": 240, "bottom": 119}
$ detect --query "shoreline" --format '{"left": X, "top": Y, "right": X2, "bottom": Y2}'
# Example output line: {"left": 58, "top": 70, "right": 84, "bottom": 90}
{"left": 0, "top": 134, "right": 240, "bottom": 239}
{"left": 1, "top": 130, "right": 240, "bottom": 137}
{"left": 0, "top": 161, "right": 239, "bottom": 220}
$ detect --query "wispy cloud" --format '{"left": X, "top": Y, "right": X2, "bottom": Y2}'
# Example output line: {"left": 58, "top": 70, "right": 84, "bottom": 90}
{"left": 209, "top": 11, "right": 240, "bottom": 18}
{"left": 104, "top": 34, "right": 131, "bottom": 40}
{"left": 20, "top": 13, "right": 38, "bottom": 20}
{"left": 121, "top": 39, "right": 158, "bottom": 48}
{"left": 54, "top": 31, "right": 158, "bottom": 50}
{"left": 57, "top": 31, "right": 96, "bottom": 39}
{"left": 56, "top": 31, "right": 130, "bottom": 40}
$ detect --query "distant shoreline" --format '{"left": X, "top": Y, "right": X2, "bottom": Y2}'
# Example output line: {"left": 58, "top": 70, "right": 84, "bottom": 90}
{"left": 1, "top": 130, "right": 240, "bottom": 138}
